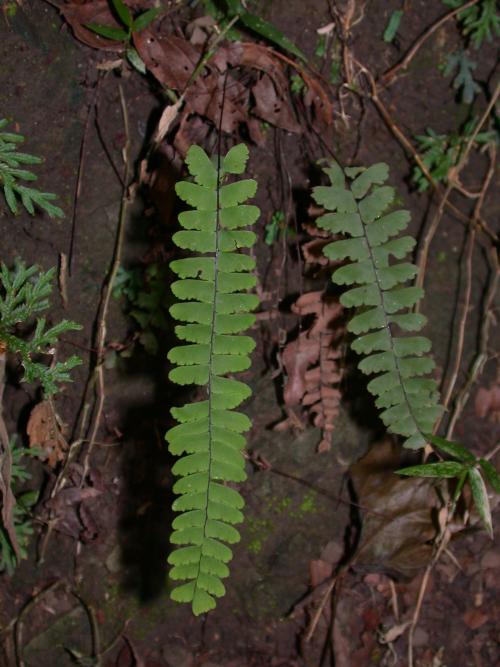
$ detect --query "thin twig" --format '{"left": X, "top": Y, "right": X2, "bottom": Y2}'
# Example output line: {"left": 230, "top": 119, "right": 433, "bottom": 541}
{"left": 442, "top": 225, "right": 476, "bottom": 411}
{"left": 305, "top": 576, "right": 337, "bottom": 642}
{"left": 68, "top": 75, "right": 102, "bottom": 275}
{"left": 354, "top": 59, "right": 497, "bottom": 245}
{"left": 14, "top": 581, "right": 63, "bottom": 667}
{"left": 81, "top": 82, "right": 131, "bottom": 483}
{"left": 445, "top": 147, "right": 498, "bottom": 438}
{"left": 416, "top": 79, "right": 500, "bottom": 289}
{"left": 0, "top": 352, "right": 20, "bottom": 559}
{"left": 381, "top": 0, "right": 481, "bottom": 85}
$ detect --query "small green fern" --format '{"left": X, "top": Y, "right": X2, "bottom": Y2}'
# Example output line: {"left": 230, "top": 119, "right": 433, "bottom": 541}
{"left": 0, "top": 119, "right": 63, "bottom": 218}
{"left": 312, "top": 161, "right": 441, "bottom": 449}
{"left": 166, "top": 144, "right": 259, "bottom": 615}
{"left": 0, "top": 261, "right": 82, "bottom": 396}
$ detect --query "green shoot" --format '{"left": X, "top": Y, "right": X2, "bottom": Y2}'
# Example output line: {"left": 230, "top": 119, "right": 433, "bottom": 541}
{"left": 398, "top": 434, "right": 500, "bottom": 537}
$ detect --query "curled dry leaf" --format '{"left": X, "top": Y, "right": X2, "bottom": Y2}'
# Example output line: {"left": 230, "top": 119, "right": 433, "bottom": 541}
{"left": 27, "top": 400, "right": 68, "bottom": 468}
{"left": 279, "top": 291, "right": 343, "bottom": 452}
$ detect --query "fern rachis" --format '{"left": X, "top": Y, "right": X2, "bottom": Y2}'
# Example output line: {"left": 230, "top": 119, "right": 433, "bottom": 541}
{"left": 166, "top": 144, "right": 259, "bottom": 614}
{"left": 312, "top": 161, "right": 442, "bottom": 449}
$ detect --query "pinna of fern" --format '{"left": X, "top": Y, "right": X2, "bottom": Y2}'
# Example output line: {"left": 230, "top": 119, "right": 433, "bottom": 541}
{"left": 312, "top": 161, "right": 442, "bottom": 449}
{"left": 166, "top": 144, "right": 259, "bottom": 615}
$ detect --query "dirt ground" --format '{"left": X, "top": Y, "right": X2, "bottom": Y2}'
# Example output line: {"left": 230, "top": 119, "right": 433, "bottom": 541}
{"left": 0, "top": 1, "right": 499, "bottom": 666}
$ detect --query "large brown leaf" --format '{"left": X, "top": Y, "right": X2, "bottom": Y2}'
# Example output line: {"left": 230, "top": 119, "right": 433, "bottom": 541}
{"left": 351, "top": 441, "right": 442, "bottom": 578}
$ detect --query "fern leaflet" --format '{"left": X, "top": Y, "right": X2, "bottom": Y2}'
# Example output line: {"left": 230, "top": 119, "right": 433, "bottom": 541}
{"left": 312, "top": 161, "right": 441, "bottom": 449}
{"left": 166, "top": 144, "right": 259, "bottom": 614}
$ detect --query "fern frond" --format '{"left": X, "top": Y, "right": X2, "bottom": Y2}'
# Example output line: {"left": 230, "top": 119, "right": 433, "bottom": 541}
{"left": 166, "top": 144, "right": 259, "bottom": 615}
{"left": 0, "top": 119, "right": 63, "bottom": 218}
{"left": 312, "top": 161, "right": 441, "bottom": 449}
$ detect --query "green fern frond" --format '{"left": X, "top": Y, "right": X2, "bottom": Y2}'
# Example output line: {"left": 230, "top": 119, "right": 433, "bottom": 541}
{"left": 0, "top": 119, "right": 63, "bottom": 218}
{"left": 312, "top": 161, "right": 441, "bottom": 449}
{"left": 166, "top": 144, "right": 259, "bottom": 615}
{"left": 0, "top": 260, "right": 82, "bottom": 396}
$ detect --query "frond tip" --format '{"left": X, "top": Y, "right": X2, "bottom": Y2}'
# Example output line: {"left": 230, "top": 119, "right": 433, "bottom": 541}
{"left": 166, "top": 144, "right": 259, "bottom": 615}
{"left": 312, "top": 160, "right": 441, "bottom": 449}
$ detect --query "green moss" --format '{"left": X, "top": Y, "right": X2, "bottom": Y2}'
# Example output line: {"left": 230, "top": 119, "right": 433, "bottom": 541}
{"left": 298, "top": 490, "right": 317, "bottom": 514}
{"left": 248, "top": 538, "right": 263, "bottom": 554}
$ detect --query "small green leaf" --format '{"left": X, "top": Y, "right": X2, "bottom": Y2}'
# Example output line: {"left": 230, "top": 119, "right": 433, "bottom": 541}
{"left": 396, "top": 461, "right": 466, "bottom": 478}
{"left": 468, "top": 467, "right": 493, "bottom": 538}
{"left": 479, "top": 459, "right": 500, "bottom": 493}
{"left": 132, "top": 7, "right": 162, "bottom": 32}
{"left": 85, "top": 23, "right": 129, "bottom": 41}
{"left": 224, "top": 0, "right": 307, "bottom": 61}
{"left": 383, "top": 10, "right": 403, "bottom": 43}
{"left": 126, "top": 48, "right": 146, "bottom": 74}
{"left": 426, "top": 434, "right": 476, "bottom": 463}
{"left": 110, "top": 0, "right": 132, "bottom": 28}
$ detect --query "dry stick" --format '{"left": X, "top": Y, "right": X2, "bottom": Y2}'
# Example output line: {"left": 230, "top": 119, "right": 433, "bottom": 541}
{"left": 0, "top": 352, "right": 21, "bottom": 559}
{"left": 81, "top": 83, "right": 131, "bottom": 483}
{"left": 305, "top": 575, "right": 338, "bottom": 643}
{"left": 14, "top": 580, "right": 63, "bottom": 667}
{"left": 355, "top": 59, "right": 497, "bottom": 244}
{"left": 381, "top": 0, "right": 481, "bottom": 85}
{"left": 68, "top": 75, "right": 102, "bottom": 275}
{"left": 407, "top": 146, "right": 497, "bottom": 666}
{"left": 441, "top": 144, "right": 497, "bottom": 412}
{"left": 416, "top": 81, "right": 500, "bottom": 296}
{"left": 445, "top": 147, "right": 498, "bottom": 438}
{"left": 442, "top": 225, "right": 476, "bottom": 411}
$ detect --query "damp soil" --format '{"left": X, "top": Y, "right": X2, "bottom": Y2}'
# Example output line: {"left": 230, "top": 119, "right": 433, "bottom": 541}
{"left": 0, "top": 2, "right": 498, "bottom": 667}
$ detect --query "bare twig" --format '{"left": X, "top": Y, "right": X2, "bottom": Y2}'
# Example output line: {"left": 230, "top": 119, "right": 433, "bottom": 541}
{"left": 442, "top": 225, "right": 476, "bottom": 411}
{"left": 0, "top": 352, "right": 21, "bottom": 559}
{"left": 381, "top": 0, "right": 481, "bottom": 85}
{"left": 14, "top": 581, "right": 63, "bottom": 667}
{"left": 68, "top": 75, "right": 102, "bottom": 274}
{"left": 305, "top": 575, "right": 337, "bottom": 642}
{"left": 445, "top": 147, "right": 498, "bottom": 438}
{"left": 81, "top": 82, "right": 131, "bottom": 483}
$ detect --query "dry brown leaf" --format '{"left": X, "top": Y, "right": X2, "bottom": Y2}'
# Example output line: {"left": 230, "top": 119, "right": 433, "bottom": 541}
{"left": 27, "top": 400, "right": 68, "bottom": 468}
{"left": 351, "top": 441, "right": 442, "bottom": 578}
{"left": 474, "top": 383, "right": 500, "bottom": 423}
{"left": 279, "top": 292, "right": 343, "bottom": 452}
{"left": 310, "top": 558, "right": 333, "bottom": 587}
{"left": 252, "top": 74, "right": 301, "bottom": 134}
{"left": 462, "top": 609, "right": 489, "bottom": 630}
{"left": 134, "top": 29, "right": 200, "bottom": 90}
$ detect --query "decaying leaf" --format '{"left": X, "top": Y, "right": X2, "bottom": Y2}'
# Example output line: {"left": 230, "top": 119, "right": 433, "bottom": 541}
{"left": 475, "top": 381, "right": 500, "bottom": 423}
{"left": 351, "top": 441, "right": 443, "bottom": 578}
{"left": 27, "top": 400, "right": 68, "bottom": 468}
{"left": 44, "top": 464, "right": 102, "bottom": 541}
{"left": 60, "top": 8, "right": 332, "bottom": 150}
{"left": 278, "top": 291, "right": 343, "bottom": 452}
{"left": 252, "top": 74, "right": 301, "bottom": 133}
